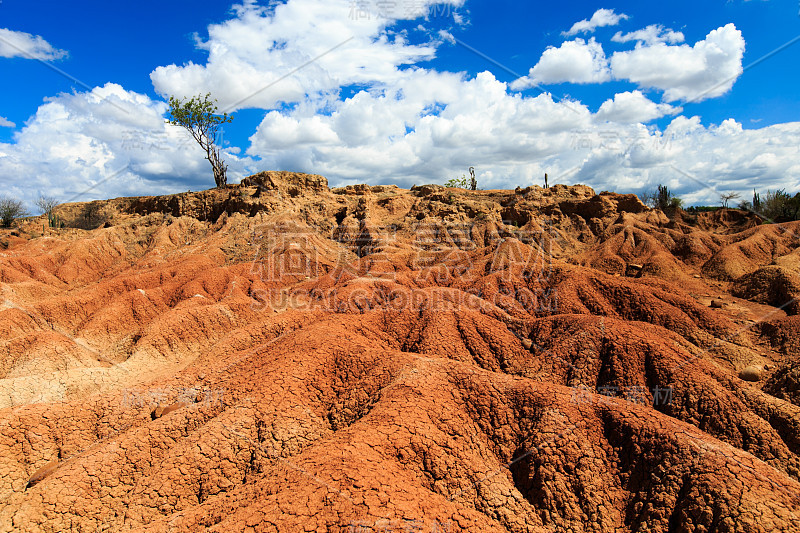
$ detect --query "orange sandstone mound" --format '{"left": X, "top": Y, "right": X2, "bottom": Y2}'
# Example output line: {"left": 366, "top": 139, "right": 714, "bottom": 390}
{"left": 0, "top": 172, "right": 799, "bottom": 532}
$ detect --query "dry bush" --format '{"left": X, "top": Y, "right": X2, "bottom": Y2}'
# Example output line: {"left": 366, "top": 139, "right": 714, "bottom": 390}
{"left": 0, "top": 196, "right": 28, "bottom": 227}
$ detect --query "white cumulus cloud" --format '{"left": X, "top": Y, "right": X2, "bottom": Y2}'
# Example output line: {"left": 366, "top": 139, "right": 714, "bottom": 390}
{"left": 1, "top": 2, "right": 796, "bottom": 211}
{"left": 610, "top": 23, "right": 745, "bottom": 102}
{"left": 595, "top": 90, "right": 681, "bottom": 123}
{"left": 248, "top": 69, "right": 595, "bottom": 186}
{"left": 0, "top": 28, "right": 67, "bottom": 60}
{"left": 511, "top": 38, "right": 611, "bottom": 89}
{"left": 150, "top": 0, "right": 464, "bottom": 112}
{"left": 611, "top": 24, "right": 685, "bottom": 45}
{"left": 0, "top": 116, "right": 15, "bottom": 128}
{"left": 245, "top": 62, "right": 800, "bottom": 206}
{"left": 0, "top": 83, "right": 255, "bottom": 207}
{"left": 563, "top": 8, "right": 629, "bottom": 37}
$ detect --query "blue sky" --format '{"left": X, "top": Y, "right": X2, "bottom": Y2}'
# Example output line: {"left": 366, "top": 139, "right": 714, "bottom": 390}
{"left": 1, "top": 0, "right": 799, "bottom": 207}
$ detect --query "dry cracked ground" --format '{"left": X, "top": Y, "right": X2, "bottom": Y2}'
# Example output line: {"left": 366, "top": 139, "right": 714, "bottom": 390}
{"left": 1, "top": 171, "right": 799, "bottom": 532}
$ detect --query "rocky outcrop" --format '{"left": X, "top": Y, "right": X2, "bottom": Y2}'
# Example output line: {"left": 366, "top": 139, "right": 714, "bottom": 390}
{"left": 241, "top": 170, "right": 329, "bottom": 196}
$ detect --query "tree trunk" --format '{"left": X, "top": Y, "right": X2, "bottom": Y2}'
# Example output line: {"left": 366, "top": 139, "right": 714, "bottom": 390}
{"left": 208, "top": 145, "right": 228, "bottom": 188}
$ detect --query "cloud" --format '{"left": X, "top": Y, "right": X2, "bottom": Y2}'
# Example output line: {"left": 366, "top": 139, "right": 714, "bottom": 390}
{"left": 595, "top": 90, "right": 681, "bottom": 123}
{"left": 2, "top": 2, "right": 796, "bottom": 211}
{"left": 610, "top": 23, "right": 745, "bottom": 102}
{"left": 247, "top": 69, "right": 594, "bottom": 185}
{"left": 563, "top": 8, "right": 629, "bottom": 37}
{"left": 150, "top": 0, "right": 465, "bottom": 112}
{"left": 0, "top": 28, "right": 67, "bottom": 60}
{"left": 511, "top": 38, "right": 610, "bottom": 89}
{"left": 0, "top": 116, "right": 15, "bottom": 128}
{"left": 611, "top": 24, "right": 685, "bottom": 45}
{"left": 246, "top": 64, "right": 799, "bottom": 206}
{"left": 566, "top": 116, "right": 800, "bottom": 206}
{"left": 0, "top": 83, "right": 255, "bottom": 207}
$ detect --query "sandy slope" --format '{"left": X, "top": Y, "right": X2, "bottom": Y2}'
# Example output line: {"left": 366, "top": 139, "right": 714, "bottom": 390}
{"left": 0, "top": 172, "right": 799, "bottom": 532}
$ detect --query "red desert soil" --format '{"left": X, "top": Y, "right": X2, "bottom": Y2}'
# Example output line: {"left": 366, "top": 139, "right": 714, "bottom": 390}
{"left": 1, "top": 171, "right": 799, "bottom": 532}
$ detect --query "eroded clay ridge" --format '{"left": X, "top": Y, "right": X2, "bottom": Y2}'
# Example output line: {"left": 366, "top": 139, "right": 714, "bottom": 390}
{"left": 1, "top": 172, "right": 799, "bottom": 532}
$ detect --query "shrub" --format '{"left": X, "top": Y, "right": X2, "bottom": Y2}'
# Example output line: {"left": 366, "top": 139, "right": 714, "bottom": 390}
{"left": 738, "top": 188, "right": 800, "bottom": 221}
{"left": 760, "top": 189, "right": 800, "bottom": 221}
{"left": 36, "top": 196, "right": 63, "bottom": 228}
{"left": 444, "top": 175, "right": 469, "bottom": 189}
{"left": 688, "top": 206, "right": 721, "bottom": 213}
{"left": 0, "top": 196, "right": 29, "bottom": 227}
{"left": 640, "top": 184, "right": 682, "bottom": 210}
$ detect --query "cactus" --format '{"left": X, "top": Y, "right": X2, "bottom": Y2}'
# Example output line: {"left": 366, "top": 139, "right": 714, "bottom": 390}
{"left": 48, "top": 212, "right": 64, "bottom": 229}
{"left": 753, "top": 189, "right": 761, "bottom": 212}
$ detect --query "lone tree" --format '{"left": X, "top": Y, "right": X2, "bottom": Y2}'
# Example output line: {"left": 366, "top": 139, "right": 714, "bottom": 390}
{"left": 167, "top": 93, "right": 233, "bottom": 188}
{"left": 35, "top": 195, "right": 63, "bottom": 229}
{"left": 0, "top": 196, "right": 28, "bottom": 227}
{"left": 720, "top": 192, "right": 741, "bottom": 209}
{"left": 35, "top": 195, "right": 59, "bottom": 217}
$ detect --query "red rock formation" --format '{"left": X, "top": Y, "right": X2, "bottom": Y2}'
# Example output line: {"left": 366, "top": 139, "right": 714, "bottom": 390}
{"left": 1, "top": 174, "right": 799, "bottom": 531}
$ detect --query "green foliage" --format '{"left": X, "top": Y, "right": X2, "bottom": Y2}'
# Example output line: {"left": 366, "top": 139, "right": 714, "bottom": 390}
{"left": 48, "top": 212, "right": 64, "bottom": 229}
{"left": 167, "top": 93, "right": 232, "bottom": 139}
{"left": 688, "top": 205, "right": 721, "bottom": 213}
{"left": 656, "top": 185, "right": 673, "bottom": 209}
{"left": 759, "top": 189, "right": 800, "bottom": 221}
{"left": 752, "top": 189, "right": 761, "bottom": 212}
{"left": 445, "top": 168, "right": 478, "bottom": 190}
{"left": 167, "top": 93, "right": 233, "bottom": 188}
{"left": 640, "top": 184, "right": 682, "bottom": 210}
{"left": 738, "top": 188, "right": 800, "bottom": 222}
{"left": 0, "top": 196, "right": 28, "bottom": 227}
{"left": 445, "top": 175, "right": 469, "bottom": 189}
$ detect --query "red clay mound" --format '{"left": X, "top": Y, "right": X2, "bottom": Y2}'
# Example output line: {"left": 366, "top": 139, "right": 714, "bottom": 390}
{"left": 765, "top": 364, "right": 800, "bottom": 408}
{"left": 701, "top": 221, "right": 800, "bottom": 280}
{"left": 760, "top": 315, "right": 800, "bottom": 357}
{"left": 732, "top": 265, "right": 800, "bottom": 315}
{"left": 1, "top": 177, "right": 799, "bottom": 531}
{"left": 572, "top": 222, "right": 694, "bottom": 282}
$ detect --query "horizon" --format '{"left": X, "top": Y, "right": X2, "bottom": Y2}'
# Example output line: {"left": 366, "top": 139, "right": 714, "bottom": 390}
{"left": 1, "top": 0, "right": 799, "bottom": 209}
